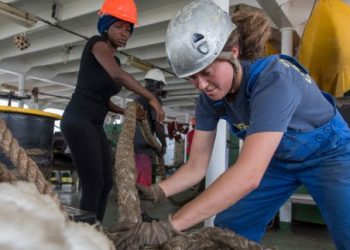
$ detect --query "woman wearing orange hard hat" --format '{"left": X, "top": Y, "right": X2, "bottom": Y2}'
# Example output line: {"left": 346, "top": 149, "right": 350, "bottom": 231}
{"left": 61, "top": 0, "right": 164, "bottom": 224}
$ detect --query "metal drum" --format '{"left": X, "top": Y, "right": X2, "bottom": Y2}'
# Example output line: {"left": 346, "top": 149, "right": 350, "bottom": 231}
{"left": 0, "top": 106, "right": 61, "bottom": 179}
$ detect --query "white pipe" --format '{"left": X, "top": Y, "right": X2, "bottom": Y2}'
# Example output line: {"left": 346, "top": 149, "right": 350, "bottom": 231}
{"left": 18, "top": 73, "right": 25, "bottom": 108}
{"left": 280, "top": 27, "right": 294, "bottom": 56}
{"left": 279, "top": 27, "right": 294, "bottom": 224}
{"left": 204, "top": 120, "right": 229, "bottom": 227}
{"left": 204, "top": 0, "right": 229, "bottom": 227}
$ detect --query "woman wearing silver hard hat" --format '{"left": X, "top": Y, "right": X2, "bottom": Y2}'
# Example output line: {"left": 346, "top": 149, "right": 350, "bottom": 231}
{"left": 115, "top": 0, "right": 350, "bottom": 249}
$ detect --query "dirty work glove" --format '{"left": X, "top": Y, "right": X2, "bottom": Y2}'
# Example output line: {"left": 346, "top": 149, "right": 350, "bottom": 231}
{"left": 137, "top": 184, "right": 166, "bottom": 212}
{"left": 114, "top": 215, "right": 180, "bottom": 249}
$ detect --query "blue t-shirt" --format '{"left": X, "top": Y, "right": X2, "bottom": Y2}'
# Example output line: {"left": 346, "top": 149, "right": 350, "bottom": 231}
{"left": 195, "top": 55, "right": 334, "bottom": 136}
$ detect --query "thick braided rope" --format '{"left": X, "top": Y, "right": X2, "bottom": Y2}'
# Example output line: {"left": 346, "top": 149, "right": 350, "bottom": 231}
{"left": 0, "top": 119, "right": 62, "bottom": 208}
{"left": 138, "top": 115, "right": 166, "bottom": 180}
{"left": 163, "top": 227, "right": 272, "bottom": 249}
{"left": 105, "top": 102, "right": 143, "bottom": 244}
{"left": 0, "top": 162, "right": 17, "bottom": 182}
{"left": 114, "top": 102, "right": 142, "bottom": 224}
{"left": 139, "top": 119, "right": 161, "bottom": 151}
{"left": 107, "top": 102, "right": 166, "bottom": 244}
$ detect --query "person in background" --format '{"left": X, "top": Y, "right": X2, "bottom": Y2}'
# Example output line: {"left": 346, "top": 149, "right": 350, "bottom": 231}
{"left": 114, "top": 1, "right": 350, "bottom": 249}
{"left": 186, "top": 118, "right": 195, "bottom": 161}
{"left": 134, "top": 68, "right": 167, "bottom": 187}
{"left": 60, "top": 0, "right": 164, "bottom": 224}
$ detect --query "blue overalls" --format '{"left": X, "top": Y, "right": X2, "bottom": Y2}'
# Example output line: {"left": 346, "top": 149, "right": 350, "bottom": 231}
{"left": 213, "top": 55, "right": 350, "bottom": 250}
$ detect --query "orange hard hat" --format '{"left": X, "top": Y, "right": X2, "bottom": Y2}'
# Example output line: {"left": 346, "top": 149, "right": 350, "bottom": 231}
{"left": 99, "top": 0, "right": 138, "bottom": 24}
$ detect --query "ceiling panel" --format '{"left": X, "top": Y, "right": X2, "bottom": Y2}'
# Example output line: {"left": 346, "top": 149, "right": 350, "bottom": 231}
{"left": 0, "top": 0, "right": 323, "bottom": 121}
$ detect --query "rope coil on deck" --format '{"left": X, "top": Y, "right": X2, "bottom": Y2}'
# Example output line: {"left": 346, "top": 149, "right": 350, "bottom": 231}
{"left": 0, "top": 119, "right": 115, "bottom": 249}
{"left": 0, "top": 162, "right": 17, "bottom": 182}
{"left": 0, "top": 120, "right": 62, "bottom": 208}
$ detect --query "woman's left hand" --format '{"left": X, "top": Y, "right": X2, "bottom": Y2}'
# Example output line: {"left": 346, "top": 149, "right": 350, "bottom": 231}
{"left": 136, "top": 106, "right": 146, "bottom": 120}
{"left": 111, "top": 216, "right": 179, "bottom": 249}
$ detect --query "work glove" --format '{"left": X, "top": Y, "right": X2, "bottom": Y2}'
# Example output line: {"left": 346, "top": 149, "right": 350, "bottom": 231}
{"left": 137, "top": 184, "right": 166, "bottom": 212}
{"left": 113, "top": 215, "right": 180, "bottom": 249}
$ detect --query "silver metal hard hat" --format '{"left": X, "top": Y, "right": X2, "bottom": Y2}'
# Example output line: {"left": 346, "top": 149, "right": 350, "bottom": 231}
{"left": 165, "top": 0, "right": 236, "bottom": 78}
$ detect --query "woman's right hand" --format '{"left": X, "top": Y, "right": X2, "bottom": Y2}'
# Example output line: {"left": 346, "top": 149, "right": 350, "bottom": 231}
{"left": 148, "top": 97, "right": 165, "bottom": 122}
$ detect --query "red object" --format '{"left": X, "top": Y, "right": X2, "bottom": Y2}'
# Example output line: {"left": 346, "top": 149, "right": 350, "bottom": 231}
{"left": 99, "top": 0, "right": 138, "bottom": 24}
{"left": 167, "top": 121, "right": 189, "bottom": 141}
{"left": 135, "top": 153, "right": 152, "bottom": 186}
{"left": 186, "top": 129, "right": 195, "bottom": 156}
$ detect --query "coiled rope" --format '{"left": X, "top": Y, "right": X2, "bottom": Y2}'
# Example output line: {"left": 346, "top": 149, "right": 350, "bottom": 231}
{"left": 0, "top": 162, "right": 17, "bottom": 182}
{"left": 0, "top": 119, "right": 62, "bottom": 209}
{"left": 114, "top": 102, "right": 142, "bottom": 224}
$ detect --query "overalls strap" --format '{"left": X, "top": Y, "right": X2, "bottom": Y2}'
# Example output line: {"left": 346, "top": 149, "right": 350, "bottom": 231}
{"left": 210, "top": 55, "right": 282, "bottom": 118}
{"left": 208, "top": 54, "right": 307, "bottom": 138}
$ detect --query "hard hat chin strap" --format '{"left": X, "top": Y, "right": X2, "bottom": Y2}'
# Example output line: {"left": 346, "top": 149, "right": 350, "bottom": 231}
{"left": 218, "top": 52, "right": 241, "bottom": 101}
{"left": 218, "top": 52, "right": 240, "bottom": 72}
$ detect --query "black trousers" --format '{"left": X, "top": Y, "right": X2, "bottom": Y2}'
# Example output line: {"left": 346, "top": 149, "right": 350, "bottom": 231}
{"left": 61, "top": 113, "right": 113, "bottom": 222}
